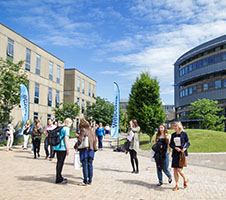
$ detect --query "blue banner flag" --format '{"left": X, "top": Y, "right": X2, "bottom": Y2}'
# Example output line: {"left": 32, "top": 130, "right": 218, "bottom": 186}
{"left": 111, "top": 82, "right": 120, "bottom": 138}
{"left": 19, "top": 84, "right": 29, "bottom": 135}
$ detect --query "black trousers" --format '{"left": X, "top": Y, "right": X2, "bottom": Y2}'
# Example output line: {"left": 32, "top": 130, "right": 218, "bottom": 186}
{"left": 32, "top": 138, "right": 41, "bottom": 158}
{"left": 55, "top": 151, "right": 67, "bottom": 183}
{"left": 129, "top": 149, "right": 139, "bottom": 171}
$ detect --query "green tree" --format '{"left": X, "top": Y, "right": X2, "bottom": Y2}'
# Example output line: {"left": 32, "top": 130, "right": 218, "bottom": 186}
{"left": 53, "top": 102, "right": 80, "bottom": 123}
{"left": 189, "top": 98, "right": 225, "bottom": 131}
{"left": 127, "top": 72, "right": 165, "bottom": 141}
{"left": 0, "top": 58, "right": 27, "bottom": 123}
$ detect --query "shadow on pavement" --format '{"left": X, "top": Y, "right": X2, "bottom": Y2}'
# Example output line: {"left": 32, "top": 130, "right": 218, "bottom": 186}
{"left": 96, "top": 167, "right": 130, "bottom": 173}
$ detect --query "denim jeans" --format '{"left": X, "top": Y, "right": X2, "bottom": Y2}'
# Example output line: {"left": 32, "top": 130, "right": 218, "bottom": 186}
{"left": 97, "top": 136, "right": 103, "bottom": 149}
{"left": 156, "top": 153, "right": 172, "bottom": 183}
{"left": 44, "top": 137, "right": 55, "bottom": 158}
{"left": 81, "top": 158, "right": 93, "bottom": 184}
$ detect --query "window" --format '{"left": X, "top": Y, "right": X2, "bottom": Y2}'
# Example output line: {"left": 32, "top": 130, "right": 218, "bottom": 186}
{"left": 185, "top": 88, "right": 188, "bottom": 96}
{"left": 222, "top": 52, "right": 226, "bottom": 61}
{"left": 77, "top": 97, "right": 80, "bottom": 107}
{"left": 77, "top": 77, "right": 80, "bottom": 92}
{"left": 208, "top": 82, "right": 214, "bottom": 90}
{"left": 7, "top": 38, "right": 14, "bottom": 61}
{"left": 179, "top": 70, "right": 182, "bottom": 76}
{"left": 203, "top": 58, "right": 208, "bottom": 66}
{"left": 215, "top": 80, "right": 222, "bottom": 89}
{"left": 92, "top": 85, "right": 95, "bottom": 97}
{"left": 48, "top": 87, "right": 52, "bottom": 106}
{"left": 189, "top": 64, "right": 192, "bottom": 72}
{"left": 36, "top": 54, "right": 41, "bottom": 75}
{"left": 192, "top": 62, "right": 197, "bottom": 70}
{"left": 82, "top": 79, "right": 85, "bottom": 94}
{"left": 82, "top": 99, "right": 85, "bottom": 113}
{"left": 208, "top": 55, "right": 214, "bottom": 65}
{"left": 197, "top": 85, "right": 202, "bottom": 93}
{"left": 192, "top": 86, "right": 197, "bottom": 94}
{"left": 34, "top": 83, "right": 39, "bottom": 104}
{"left": 56, "top": 90, "right": 60, "bottom": 107}
{"left": 184, "top": 66, "right": 188, "bottom": 74}
{"left": 89, "top": 83, "right": 91, "bottom": 96}
{"left": 56, "top": 65, "right": 60, "bottom": 84}
{"left": 215, "top": 54, "right": 221, "bottom": 63}
{"left": 197, "top": 60, "right": 203, "bottom": 68}
{"left": 49, "top": 61, "right": 53, "bottom": 80}
{"left": 223, "top": 79, "right": 226, "bottom": 87}
{"left": 34, "top": 112, "right": 38, "bottom": 121}
{"left": 25, "top": 48, "right": 31, "bottom": 71}
{"left": 189, "top": 87, "right": 192, "bottom": 95}
{"left": 203, "top": 83, "right": 208, "bottom": 91}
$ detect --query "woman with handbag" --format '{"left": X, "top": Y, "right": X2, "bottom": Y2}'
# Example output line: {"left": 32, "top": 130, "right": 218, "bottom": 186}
{"left": 75, "top": 119, "right": 97, "bottom": 186}
{"left": 169, "top": 121, "right": 190, "bottom": 191}
{"left": 32, "top": 119, "right": 43, "bottom": 158}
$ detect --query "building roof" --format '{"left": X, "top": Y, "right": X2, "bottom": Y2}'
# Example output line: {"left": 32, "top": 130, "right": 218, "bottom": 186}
{"left": 0, "top": 23, "right": 64, "bottom": 63}
{"left": 175, "top": 35, "right": 226, "bottom": 65}
{"left": 65, "top": 68, "right": 96, "bottom": 82}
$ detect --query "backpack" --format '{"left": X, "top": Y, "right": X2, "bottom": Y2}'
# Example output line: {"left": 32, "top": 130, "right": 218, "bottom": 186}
{"left": 47, "top": 126, "right": 65, "bottom": 146}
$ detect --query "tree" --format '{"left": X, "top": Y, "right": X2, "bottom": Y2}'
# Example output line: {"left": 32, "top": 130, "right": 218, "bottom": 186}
{"left": 53, "top": 102, "right": 80, "bottom": 123}
{"left": 189, "top": 98, "right": 225, "bottom": 131}
{"left": 0, "top": 58, "right": 28, "bottom": 124}
{"left": 127, "top": 72, "right": 165, "bottom": 141}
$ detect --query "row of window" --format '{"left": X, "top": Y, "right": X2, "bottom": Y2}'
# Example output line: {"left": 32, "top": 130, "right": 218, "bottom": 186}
{"left": 7, "top": 38, "right": 61, "bottom": 84}
{"left": 179, "top": 51, "right": 226, "bottom": 77}
{"left": 76, "top": 98, "right": 87, "bottom": 113}
{"left": 34, "top": 83, "right": 60, "bottom": 107}
{"left": 77, "top": 76, "right": 95, "bottom": 97}
{"left": 33, "top": 113, "right": 52, "bottom": 125}
{"left": 179, "top": 79, "right": 224, "bottom": 98}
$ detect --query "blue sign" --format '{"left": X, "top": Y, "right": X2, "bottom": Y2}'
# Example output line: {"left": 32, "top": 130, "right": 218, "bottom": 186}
{"left": 111, "top": 82, "right": 120, "bottom": 138}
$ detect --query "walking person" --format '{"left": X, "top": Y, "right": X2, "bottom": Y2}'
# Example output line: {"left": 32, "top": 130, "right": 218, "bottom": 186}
{"left": 44, "top": 119, "right": 56, "bottom": 161}
{"left": 154, "top": 124, "right": 172, "bottom": 186}
{"left": 96, "top": 122, "right": 105, "bottom": 150}
{"left": 53, "top": 118, "right": 71, "bottom": 184}
{"left": 105, "top": 124, "right": 110, "bottom": 134}
{"left": 75, "top": 119, "right": 97, "bottom": 186}
{"left": 6, "top": 121, "right": 15, "bottom": 151}
{"left": 170, "top": 121, "right": 190, "bottom": 191}
{"left": 32, "top": 119, "right": 43, "bottom": 159}
{"left": 23, "top": 120, "right": 31, "bottom": 150}
{"left": 128, "top": 120, "right": 140, "bottom": 174}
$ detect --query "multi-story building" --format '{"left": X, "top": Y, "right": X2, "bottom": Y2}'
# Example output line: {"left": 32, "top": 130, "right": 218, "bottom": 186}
{"left": 0, "top": 23, "right": 64, "bottom": 126}
{"left": 174, "top": 35, "right": 226, "bottom": 128}
{"left": 64, "top": 68, "right": 96, "bottom": 129}
{"left": 119, "top": 99, "right": 129, "bottom": 112}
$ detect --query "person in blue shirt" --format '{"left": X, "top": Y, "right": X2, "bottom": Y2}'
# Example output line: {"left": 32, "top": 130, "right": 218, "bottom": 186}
{"left": 95, "top": 122, "right": 105, "bottom": 150}
{"left": 53, "top": 118, "right": 72, "bottom": 184}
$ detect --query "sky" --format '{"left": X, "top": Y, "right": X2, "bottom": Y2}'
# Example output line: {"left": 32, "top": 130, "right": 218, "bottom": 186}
{"left": 1, "top": 0, "right": 226, "bottom": 105}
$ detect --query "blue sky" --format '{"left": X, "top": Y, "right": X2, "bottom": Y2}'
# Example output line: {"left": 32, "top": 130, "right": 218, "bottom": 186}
{"left": 1, "top": 0, "right": 226, "bottom": 104}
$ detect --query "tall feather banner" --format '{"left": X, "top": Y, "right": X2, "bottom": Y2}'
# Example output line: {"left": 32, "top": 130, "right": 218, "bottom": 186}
{"left": 19, "top": 84, "right": 29, "bottom": 135}
{"left": 111, "top": 82, "right": 120, "bottom": 138}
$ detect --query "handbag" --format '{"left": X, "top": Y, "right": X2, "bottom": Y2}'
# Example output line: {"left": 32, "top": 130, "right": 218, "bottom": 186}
{"left": 78, "top": 129, "right": 89, "bottom": 149}
{"left": 179, "top": 152, "right": 187, "bottom": 167}
{"left": 74, "top": 152, "right": 81, "bottom": 170}
{"left": 123, "top": 140, "right": 130, "bottom": 151}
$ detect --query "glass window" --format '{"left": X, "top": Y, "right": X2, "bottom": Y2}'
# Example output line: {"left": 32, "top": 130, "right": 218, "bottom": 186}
{"left": 77, "top": 77, "right": 80, "bottom": 92}
{"left": 89, "top": 83, "right": 91, "bottom": 96}
{"left": 223, "top": 79, "right": 226, "bottom": 87}
{"left": 215, "top": 54, "right": 221, "bottom": 63}
{"left": 182, "top": 68, "right": 185, "bottom": 75}
{"left": 208, "top": 82, "right": 215, "bottom": 90}
{"left": 82, "top": 79, "right": 85, "bottom": 94}
{"left": 179, "top": 70, "right": 182, "bottom": 76}
{"left": 56, "top": 90, "right": 60, "bottom": 107}
{"left": 215, "top": 80, "right": 222, "bottom": 89}
{"left": 77, "top": 97, "right": 80, "bottom": 107}
{"left": 36, "top": 54, "right": 41, "bottom": 75}
{"left": 203, "top": 58, "right": 208, "bottom": 66}
{"left": 34, "top": 112, "right": 38, "bottom": 121}
{"left": 184, "top": 66, "right": 188, "bottom": 74}
{"left": 203, "top": 83, "right": 208, "bottom": 91}
{"left": 192, "top": 86, "right": 197, "bottom": 93}
{"left": 7, "top": 38, "right": 14, "bottom": 61}
{"left": 48, "top": 87, "right": 52, "bottom": 106}
{"left": 189, "top": 64, "right": 192, "bottom": 72}
{"left": 197, "top": 85, "right": 202, "bottom": 93}
{"left": 189, "top": 87, "right": 192, "bottom": 95}
{"left": 222, "top": 52, "right": 226, "bottom": 61}
{"left": 185, "top": 88, "right": 188, "bottom": 96}
{"left": 56, "top": 65, "right": 60, "bottom": 84}
{"left": 25, "top": 48, "right": 31, "bottom": 71}
{"left": 49, "top": 61, "right": 53, "bottom": 80}
{"left": 197, "top": 60, "right": 203, "bottom": 68}
{"left": 34, "top": 83, "right": 39, "bottom": 104}
{"left": 92, "top": 85, "right": 95, "bottom": 97}
{"left": 208, "top": 55, "right": 215, "bottom": 65}
{"left": 192, "top": 62, "right": 197, "bottom": 70}
{"left": 82, "top": 99, "right": 85, "bottom": 113}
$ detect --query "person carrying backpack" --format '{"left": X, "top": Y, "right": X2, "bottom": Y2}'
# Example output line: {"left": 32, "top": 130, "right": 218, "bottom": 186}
{"left": 53, "top": 118, "right": 72, "bottom": 184}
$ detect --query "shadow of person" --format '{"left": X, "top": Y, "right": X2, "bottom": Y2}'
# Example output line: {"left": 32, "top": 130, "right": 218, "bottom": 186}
{"left": 96, "top": 167, "right": 130, "bottom": 173}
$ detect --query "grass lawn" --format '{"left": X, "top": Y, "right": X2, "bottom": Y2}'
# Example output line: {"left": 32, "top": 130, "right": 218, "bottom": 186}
{"left": 120, "top": 129, "right": 226, "bottom": 153}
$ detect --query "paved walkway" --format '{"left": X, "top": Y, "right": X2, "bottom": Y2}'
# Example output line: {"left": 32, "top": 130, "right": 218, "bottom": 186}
{"left": 0, "top": 136, "right": 226, "bottom": 200}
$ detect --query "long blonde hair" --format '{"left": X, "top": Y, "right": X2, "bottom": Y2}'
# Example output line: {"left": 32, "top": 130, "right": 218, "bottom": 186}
{"left": 173, "top": 121, "right": 184, "bottom": 132}
{"left": 64, "top": 118, "right": 72, "bottom": 128}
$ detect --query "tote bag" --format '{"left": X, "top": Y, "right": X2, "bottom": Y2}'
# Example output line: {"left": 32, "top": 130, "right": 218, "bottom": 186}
{"left": 74, "top": 152, "right": 81, "bottom": 170}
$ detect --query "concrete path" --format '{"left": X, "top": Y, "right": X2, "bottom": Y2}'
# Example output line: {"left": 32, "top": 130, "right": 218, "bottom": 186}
{"left": 0, "top": 135, "right": 226, "bottom": 200}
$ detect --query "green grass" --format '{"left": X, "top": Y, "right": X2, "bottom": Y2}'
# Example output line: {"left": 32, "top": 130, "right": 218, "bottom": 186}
{"left": 120, "top": 129, "right": 226, "bottom": 153}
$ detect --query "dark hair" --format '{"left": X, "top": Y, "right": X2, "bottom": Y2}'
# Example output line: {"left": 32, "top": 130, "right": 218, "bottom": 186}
{"left": 132, "top": 119, "right": 138, "bottom": 127}
{"left": 155, "top": 124, "right": 169, "bottom": 143}
{"left": 34, "top": 119, "right": 40, "bottom": 125}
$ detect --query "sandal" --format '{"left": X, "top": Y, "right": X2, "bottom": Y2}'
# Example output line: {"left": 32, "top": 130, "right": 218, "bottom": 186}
{"left": 184, "top": 179, "right": 189, "bottom": 188}
{"left": 172, "top": 185, "right": 180, "bottom": 191}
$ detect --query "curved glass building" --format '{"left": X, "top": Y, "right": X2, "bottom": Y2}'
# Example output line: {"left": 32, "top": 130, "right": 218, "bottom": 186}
{"left": 174, "top": 35, "right": 226, "bottom": 128}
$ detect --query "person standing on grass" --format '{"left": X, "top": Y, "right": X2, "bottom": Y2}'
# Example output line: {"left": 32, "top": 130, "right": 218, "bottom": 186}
{"left": 96, "top": 122, "right": 105, "bottom": 150}
{"left": 53, "top": 118, "right": 71, "bottom": 184}
{"left": 23, "top": 120, "right": 31, "bottom": 150}
{"left": 128, "top": 120, "right": 140, "bottom": 174}
{"left": 170, "top": 121, "right": 190, "bottom": 191}
{"left": 74, "top": 119, "right": 97, "bottom": 186}
{"left": 32, "top": 119, "right": 43, "bottom": 159}
{"left": 154, "top": 124, "right": 172, "bottom": 186}
{"left": 44, "top": 119, "right": 56, "bottom": 161}
{"left": 6, "top": 121, "right": 15, "bottom": 151}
